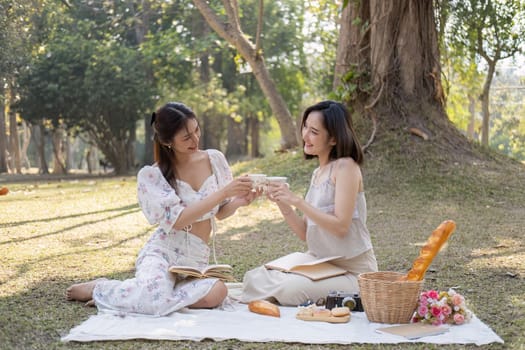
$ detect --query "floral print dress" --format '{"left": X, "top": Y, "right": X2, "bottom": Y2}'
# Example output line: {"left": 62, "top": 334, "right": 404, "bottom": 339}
{"left": 92, "top": 149, "right": 233, "bottom": 316}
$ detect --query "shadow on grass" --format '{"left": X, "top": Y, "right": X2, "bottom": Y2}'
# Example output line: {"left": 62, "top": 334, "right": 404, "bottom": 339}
{"left": 6, "top": 227, "right": 152, "bottom": 284}
{"left": 0, "top": 204, "right": 139, "bottom": 230}
{"left": 0, "top": 204, "right": 141, "bottom": 245}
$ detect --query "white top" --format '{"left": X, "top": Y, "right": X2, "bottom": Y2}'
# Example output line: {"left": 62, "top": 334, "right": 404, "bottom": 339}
{"left": 304, "top": 162, "right": 373, "bottom": 259}
{"left": 137, "top": 149, "right": 233, "bottom": 234}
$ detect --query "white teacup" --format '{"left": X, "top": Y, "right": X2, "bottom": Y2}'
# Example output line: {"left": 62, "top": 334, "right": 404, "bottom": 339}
{"left": 248, "top": 174, "right": 267, "bottom": 190}
{"left": 266, "top": 176, "right": 288, "bottom": 184}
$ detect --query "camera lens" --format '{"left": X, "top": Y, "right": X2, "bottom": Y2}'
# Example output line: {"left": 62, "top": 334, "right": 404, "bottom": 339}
{"left": 342, "top": 296, "right": 356, "bottom": 310}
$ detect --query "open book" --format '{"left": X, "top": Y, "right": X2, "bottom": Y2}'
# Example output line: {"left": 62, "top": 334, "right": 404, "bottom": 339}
{"left": 169, "top": 264, "right": 235, "bottom": 282}
{"left": 376, "top": 323, "right": 449, "bottom": 339}
{"left": 264, "top": 252, "right": 346, "bottom": 281}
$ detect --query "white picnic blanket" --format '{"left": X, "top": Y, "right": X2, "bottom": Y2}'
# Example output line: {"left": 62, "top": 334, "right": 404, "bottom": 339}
{"left": 62, "top": 286, "right": 503, "bottom": 345}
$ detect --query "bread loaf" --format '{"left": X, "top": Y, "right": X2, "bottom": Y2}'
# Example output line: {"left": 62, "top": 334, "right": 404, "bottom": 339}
{"left": 248, "top": 300, "right": 280, "bottom": 317}
{"left": 331, "top": 306, "right": 350, "bottom": 317}
{"left": 405, "top": 220, "right": 456, "bottom": 281}
{"left": 296, "top": 305, "right": 351, "bottom": 323}
{"left": 313, "top": 308, "right": 332, "bottom": 317}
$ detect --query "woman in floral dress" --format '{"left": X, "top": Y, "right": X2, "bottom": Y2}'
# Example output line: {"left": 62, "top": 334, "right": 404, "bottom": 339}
{"left": 66, "top": 102, "right": 257, "bottom": 316}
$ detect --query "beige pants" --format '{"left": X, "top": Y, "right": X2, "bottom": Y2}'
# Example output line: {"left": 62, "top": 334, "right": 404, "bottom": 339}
{"left": 240, "top": 249, "right": 377, "bottom": 306}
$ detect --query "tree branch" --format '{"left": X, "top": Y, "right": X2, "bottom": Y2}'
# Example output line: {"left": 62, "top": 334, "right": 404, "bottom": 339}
{"left": 193, "top": 0, "right": 233, "bottom": 42}
{"left": 60, "top": 0, "right": 71, "bottom": 9}
{"left": 223, "top": 0, "right": 241, "bottom": 32}
{"left": 255, "top": 0, "right": 264, "bottom": 55}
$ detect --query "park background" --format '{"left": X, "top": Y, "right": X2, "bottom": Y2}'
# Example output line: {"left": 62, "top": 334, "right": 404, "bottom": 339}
{"left": 1, "top": 0, "right": 525, "bottom": 174}
{"left": 1, "top": 1, "right": 524, "bottom": 349}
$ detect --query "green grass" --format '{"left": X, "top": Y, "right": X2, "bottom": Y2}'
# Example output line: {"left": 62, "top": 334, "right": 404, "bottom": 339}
{"left": 0, "top": 147, "right": 524, "bottom": 349}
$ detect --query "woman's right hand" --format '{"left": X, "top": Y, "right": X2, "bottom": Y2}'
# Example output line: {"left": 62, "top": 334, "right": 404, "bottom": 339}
{"left": 266, "top": 181, "right": 297, "bottom": 205}
{"left": 222, "top": 175, "right": 253, "bottom": 199}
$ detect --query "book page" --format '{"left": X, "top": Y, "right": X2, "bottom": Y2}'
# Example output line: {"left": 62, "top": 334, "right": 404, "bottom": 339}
{"left": 203, "top": 264, "right": 232, "bottom": 273}
{"left": 376, "top": 323, "right": 449, "bottom": 339}
{"left": 289, "top": 262, "right": 347, "bottom": 281}
{"left": 168, "top": 265, "right": 201, "bottom": 275}
{"left": 264, "top": 252, "right": 342, "bottom": 271}
{"left": 169, "top": 264, "right": 234, "bottom": 281}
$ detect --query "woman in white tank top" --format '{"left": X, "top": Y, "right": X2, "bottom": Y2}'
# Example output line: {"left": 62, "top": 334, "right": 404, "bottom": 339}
{"left": 241, "top": 100, "right": 378, "bottom": 306}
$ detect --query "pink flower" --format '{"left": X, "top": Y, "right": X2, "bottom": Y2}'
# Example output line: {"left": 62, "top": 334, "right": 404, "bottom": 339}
{"left": 452, "top": 294, "right": 464, "bottom": 306}
{"left": 431, "top": 306, "right": 442, "bottom": 317}
{"left": 418, "top": 305, "right": 428, "bottom": 317}
{"left": 412, "top": 289, "right": 471, "bottom": 326}
{"left": 427, "top": 290, "right": 439, "bottom": 300}
{"left": 443, "top": 304, "right": 452, "bottom": 315}
{"left": 454, "top": 313, "right": 465, "bottom": 325}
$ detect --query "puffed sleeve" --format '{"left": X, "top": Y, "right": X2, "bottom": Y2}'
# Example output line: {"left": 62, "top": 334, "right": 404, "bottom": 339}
{"left": 137, "top": 165, "right": 185, "bottom": 233}
{"left": 207, "top": 149, "right": 233, "bottom": 189}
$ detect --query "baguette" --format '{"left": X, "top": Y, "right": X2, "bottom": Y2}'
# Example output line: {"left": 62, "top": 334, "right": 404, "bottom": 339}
{"left": 248, "top": 300, "right": 280, "bottom": 317}
{"left": 405, "top": 220, "right": 456, "bottom": 281}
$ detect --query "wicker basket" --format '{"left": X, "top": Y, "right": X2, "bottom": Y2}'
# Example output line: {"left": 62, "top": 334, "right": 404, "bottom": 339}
{"left": 358, "top": 271, "right": 424, "bottom": 324}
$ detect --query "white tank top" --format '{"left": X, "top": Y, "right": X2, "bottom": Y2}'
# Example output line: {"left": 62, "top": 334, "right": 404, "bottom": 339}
{"left": 304, "top": 161, "right": 373, "bottom": 259}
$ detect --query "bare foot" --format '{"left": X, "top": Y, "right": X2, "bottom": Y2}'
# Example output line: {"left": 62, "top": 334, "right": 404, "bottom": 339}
{"left": 65, "top": 279, "right": 103, "bottom": 302}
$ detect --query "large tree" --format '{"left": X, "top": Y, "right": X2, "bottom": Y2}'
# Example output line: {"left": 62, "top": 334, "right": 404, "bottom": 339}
{"left": 192, "top": 0, "right": 299, "bottom": 150}
{"left": 334, "top": 0, "right": 474, "bottom": 156}
{"left": 17, "top": 34, "right": 155, "bottom": 175}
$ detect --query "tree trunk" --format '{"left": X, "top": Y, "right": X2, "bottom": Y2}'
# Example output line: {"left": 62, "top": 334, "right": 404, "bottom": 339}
{"left": 51, "top": 126, "right": 67, "bottom": 175}
{"left": 130, "top": 0, "right": 154, "bottom": 167}
{"left": 7, "top": 86, "right": 21, "bottom": 173}
{"left": 86, "top": 145, "right": 93, "bottom": 174}
{"left": 0, "top": 92, "right": 7, "bottom": 173}
{"left": 334, "top": 0, "right": 370, "bottom": 91}
{"left": 226, "top": 117, "right": 245, "bottom": 160}
{"left": 126, "top": 126, "right": 136, "bottom": 171}
{"left": 466, "top": 95, "right": 476, "bottom": 139}
{"left": 144, "top": 116, "right": 154, "bottom": 166}
{"left": 20, "top": 121, "right": 31, "bottom": 169}
{"left": 100, "top": 138, "right": 127, "bottom": 175}
{"left": 480, "top": 61, "right": 496, "bottom": 146}
{"left": 35, "top": 120, "right": 49, "bottom": 174}
{"left": 197, "top": 21, "right": 221, "bottom": 151}
{"left": 8, "top": 106, "right": 21, "bottom": 174}
{"left": 192, "top": 0, "right": 298, "bottom": 150}
{"left": 335, "top": 0, "right": 465, "bottom": 151}
{"left": 333, "top": 0, "right": 371, "bottom": 124}
{"left": 369, "top": 1, "right": 442, "bottom": 103}
{"left": 65, "top": 130, "right": 72, "bottom": 172}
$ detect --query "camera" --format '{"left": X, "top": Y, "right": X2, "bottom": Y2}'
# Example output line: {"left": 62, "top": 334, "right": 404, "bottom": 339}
{"left": 325, "top": 291, "right": 364, "bottom": 312}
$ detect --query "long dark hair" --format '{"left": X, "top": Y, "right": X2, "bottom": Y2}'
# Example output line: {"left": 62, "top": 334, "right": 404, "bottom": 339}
{"left": 301, "top": 100, "right": 363, "bottom": 165}
{"left": 150, "top": 102, "right": 197, "bottom": 185}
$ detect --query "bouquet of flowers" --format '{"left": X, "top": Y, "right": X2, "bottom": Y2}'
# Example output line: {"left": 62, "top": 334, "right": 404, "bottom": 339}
{"left": 412, "top": 289, "right": 473, "bottom": 325}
